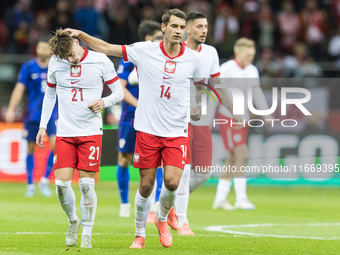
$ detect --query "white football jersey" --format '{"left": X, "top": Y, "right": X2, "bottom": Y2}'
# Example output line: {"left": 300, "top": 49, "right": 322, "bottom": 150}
{"left": 47, "top": 48, "right": 119, "bottom": 137}
{"left": 122, "top": 41, "right": 204, "bottom": 137}
{"left": 184, "top": 42, "right": 221, "bottom": 126}
{"left": 219, "top": 59, "right": 260, "bottom": 120}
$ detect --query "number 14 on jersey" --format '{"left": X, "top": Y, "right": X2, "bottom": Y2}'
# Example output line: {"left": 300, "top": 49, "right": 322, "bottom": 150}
{"left": 160, "top": 85, "right": 171, "bottom": 99}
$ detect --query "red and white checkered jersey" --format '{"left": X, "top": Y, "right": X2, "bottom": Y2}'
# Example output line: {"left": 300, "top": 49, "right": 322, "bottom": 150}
{"left": 184, "top": 42, "right": 221, "bottom": 126}
{"left": 46, "top": 48, "right": 119, "bottom": 137}
{"left": 218, "top": 59, "right": 260, "bottom": 120}
{"left": 122, "top": 41, "right": 204, "bottom": 137}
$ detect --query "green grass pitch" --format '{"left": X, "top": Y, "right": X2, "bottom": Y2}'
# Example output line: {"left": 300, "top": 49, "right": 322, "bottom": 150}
{"left": 1, "top": 182, "right": 340, "bottom": 254}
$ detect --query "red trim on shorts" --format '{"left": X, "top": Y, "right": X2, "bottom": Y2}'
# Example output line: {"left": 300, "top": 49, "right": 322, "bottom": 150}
{"left": 210, "top": 72, "right": 220, "bottom": 78}
{"left": 105, "top": 76, "right": 119, "bottom": 84}
{"left": 160, "top": 41, "right": 185, "bottom": 59}
{"left": 80, "top": 47, "right": 89, "bottom": 62}
{"left": 47, "top": 81, "right": 56, "bottom": 87}
{"left": 122, "top": 45, "right": 128, "bottom": 62}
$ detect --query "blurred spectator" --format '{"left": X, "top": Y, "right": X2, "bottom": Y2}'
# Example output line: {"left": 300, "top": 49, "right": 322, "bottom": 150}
{"left": 257, "top": 3, "right": 274, "bottom": 49}
{"left": 300, "top": 0, "right": 328, "bottom": 61}
{"left": 4, "top": 0, "right": 34, "bottom": 54}
{"left": 214, "top": 2, "right": 239, "bottom": 58}
{"left": 74, "top": 0, "right": 100, "bottom": 37}
{"left": 256, "top": 48, "right": 283, "bottom": 79}
{"left": 328, "top": 28, "right": 340, "bottom": 69}
{"left": 50, "top": 0, "right": 74, "bottom": 31}
{"left": 277, "top": 0, "right": 301, "bottom": 54}
{"left": 29, "top": 11, "right": 50, "bottom": 53}
{"left": 0, "top": 19, "right": 8, "bottom": 53}
{"left": 238, "top": 0, "right": 259, "bottom": 41}
{"left": 103, "top": 2, "right": 136, "bottom": 44}
{"left": 283, "top": 42, "right": 322, "bottom": 80}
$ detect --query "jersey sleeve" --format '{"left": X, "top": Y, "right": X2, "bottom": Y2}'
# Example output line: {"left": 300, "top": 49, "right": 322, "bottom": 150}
{"left": 121, "top": 41, "right": 148, "bottom": 65}
{"left": 117, "top": 58, "right": 135, "bottom": 81}
{"left": 47, "top": 56, "right": 57, "bottom": 88}
{"left": 210, "top": 47, "right": 220, "bottom": 78}
{"left": 101, "top": 55, "right": 119, "bottom": 84}
{"left": 17, "top": 62, "right": 29, "bottom": 86}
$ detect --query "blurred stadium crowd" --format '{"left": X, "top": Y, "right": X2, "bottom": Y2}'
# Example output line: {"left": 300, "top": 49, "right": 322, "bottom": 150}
{"left": 1, "top": 0, "right": 340, "bottom": 78}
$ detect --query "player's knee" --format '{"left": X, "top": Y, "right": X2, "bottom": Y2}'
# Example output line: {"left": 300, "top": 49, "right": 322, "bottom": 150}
{"left": 55, "top": 180, "right": 71, "bottom": 202}
{"left": 139, "top": 183, "right": 154, "bottom": 197}
{"left": 164, "top": 181, "right": 179, "bottom": 192}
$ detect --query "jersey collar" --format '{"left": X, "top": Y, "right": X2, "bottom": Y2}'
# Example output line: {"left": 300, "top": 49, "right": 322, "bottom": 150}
{"left": 183, "top": 40, "right": 202, "bottom": 52}
{"left": 234, "top": 58, "right": 245, "bottom": 69}
{"left": 160, "top": 41, "right": 185, "bottom": 60}
{"left": 79, "top": 47, "right": 89, "bottom": 62}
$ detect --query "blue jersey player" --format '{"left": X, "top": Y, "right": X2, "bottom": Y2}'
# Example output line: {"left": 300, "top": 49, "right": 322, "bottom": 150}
{"left": 116, "top": 21, "right": 164, "bottom": 218}
{"left": 6, "top": 41, "right": 57, "bottom": 197}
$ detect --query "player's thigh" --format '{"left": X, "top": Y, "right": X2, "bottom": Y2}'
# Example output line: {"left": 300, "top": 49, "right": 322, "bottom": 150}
{"left": 233, "top": 143, "right": 248, "bottom": 162}
{"left": 191, "top": 125, "right": 212, "bottom": 170}
{"left": 76, "top": 135, "right": 102, "bottom": 173}
{"left": 54, "top": 167, "right": 75, "bottom": 181}
{"left": 78, "top": 169, "right": 96, "bottom": 179}
{"left": 48, "top": 135, "right": 56, "bottom": 151}
{"left": 139, "top": 167, "right": 158, "bottom": 188}
{"left": 118, "top": 151, "right": 133, "bottom": 167}
{"left": 162, "top": 136, "right": 188, "bottom": 170}
{"left": 133, "top": 131, "right": 162, "bottom": 169}
{"left": 117, "top": 122, "right": 137, "bottom": 153}
{"left": 24, "top": 121, "right": 39, "bottom": 152}
{"left": 53, "top": 137, "right": 78, "bottom": 170}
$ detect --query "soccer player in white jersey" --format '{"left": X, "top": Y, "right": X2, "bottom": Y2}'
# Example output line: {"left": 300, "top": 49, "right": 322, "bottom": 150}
{"left": 175, "top": 11, "right": 238, "bottom": 235}
{"left": 66, "top": 8, "right": 238, "bottom": 249}
{"left": 36, "top": 29, "right": 124, "bottom": 248}
{"left": 213, "top": 38, "right": 271, "bottom": 210}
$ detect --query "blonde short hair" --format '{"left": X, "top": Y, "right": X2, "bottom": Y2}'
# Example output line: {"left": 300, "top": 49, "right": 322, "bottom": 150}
{"left": 234, "top": 38, "right": 256, "bottom": 53}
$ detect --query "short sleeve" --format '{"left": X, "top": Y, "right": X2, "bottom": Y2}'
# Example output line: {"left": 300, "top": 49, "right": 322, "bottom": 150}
{"left": 117, "top": 58, "right": 135, "bottom": 81}
{"left": 47, "top": 56, "right": 57, "bottom": 88}
{"left": 122, "top": 41, "right": 149, "bottom": 66}
{"left": 17, "top": 62, "right": 29, "bottom": 86}
{"left": 101, "top": 55, "right": 118, "bottom": 84}
{"left": 210, "top": 48, "right": 220, "bottom": 78}
{"left": 250, "top": 66, "right": 260, "bottom": 88}
{"left": 193, "top": 54, "right": 205, "bottom": 82}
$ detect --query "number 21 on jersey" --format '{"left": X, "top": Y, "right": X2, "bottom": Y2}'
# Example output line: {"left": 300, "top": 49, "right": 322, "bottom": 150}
{"left": 71, "top": 88, "right": 83, "bottom": 101}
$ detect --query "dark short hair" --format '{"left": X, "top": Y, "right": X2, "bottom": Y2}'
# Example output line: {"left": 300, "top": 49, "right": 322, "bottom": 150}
{"left": 186, "top": 11, "right": 206, "bottom": 23}
{"left": 137, "top": 20, "right": 161, "bottom": 41}
{"left": 161, "top": 8, "right": 186, "bottom": 26}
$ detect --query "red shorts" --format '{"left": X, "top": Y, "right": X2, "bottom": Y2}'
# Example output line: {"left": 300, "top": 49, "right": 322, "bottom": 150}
{"left": 217, "top": 113, "right": 248, "bottom": 151}
{"left": 133, "top": 131, "right": 187, "bottom": 169}
{"left": 53, "top": 135, "right": 102, "bottom": 172}
{"left": 190, "top": 125, "right": 212, "bottom": 168}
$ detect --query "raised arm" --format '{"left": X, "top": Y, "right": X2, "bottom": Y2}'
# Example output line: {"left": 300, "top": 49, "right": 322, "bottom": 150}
{"left": 65, "top": 28, "right": 123, "bottom": 58}
{"left": 6, "top": 83, "right": 25, "bottom": 123}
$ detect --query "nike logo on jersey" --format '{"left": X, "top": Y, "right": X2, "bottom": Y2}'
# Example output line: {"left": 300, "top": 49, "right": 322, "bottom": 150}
{"left": 163, "top": 76, "right": 171, "bottom": 80}
{"left": 89, "top": 162, "right": 98, "bottom": 166}
{"left": 182, "top": 160, "right": 186, "bottom": 164}
{"left": 71, "top": 80, "right": 80, "bottom": 84}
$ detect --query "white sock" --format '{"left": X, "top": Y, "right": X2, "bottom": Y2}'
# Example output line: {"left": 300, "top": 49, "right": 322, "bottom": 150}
{"left": 175, "top": 164, "right": 190, "bottom": 228}
{"left": 79, "top": 178, "right": 97, "bottom": 237}
{"left": 135, "top": 190, "right": 150, "bottom": 238}
{"left": 234, "top": 178, "right": 247, "bottom": 202}
{"left": 189, "top": 169, "right": 211, "bottom": 193}
{"left": 55, "top": 179, "right": 77, "bottom": 222}
{"left": 158, "top": 185, "right": 177, "bottom": 222}
{"left": 213, "top": 179, "right": 232, "bottom": 205}
{"left": 149, "top": 182, "right": 157, "bottom": 211}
